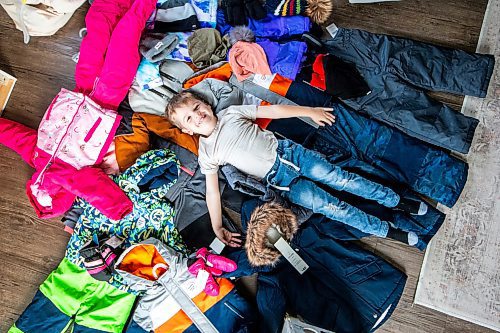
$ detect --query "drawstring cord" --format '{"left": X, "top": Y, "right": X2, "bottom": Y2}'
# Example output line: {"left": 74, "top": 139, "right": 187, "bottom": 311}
{"left": 265, "top": 156, "right": 300, "bottom": 192}
{"left": 15, "top": 0, "right": 30, "bottom": 44}
{"left": 71, "top": 28, "right": 87, "bottom": 63}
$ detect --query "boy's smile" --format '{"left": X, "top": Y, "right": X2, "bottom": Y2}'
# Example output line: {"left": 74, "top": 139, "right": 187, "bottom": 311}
{"left": 175, "top": 99, "right": 217, "bottom": 136}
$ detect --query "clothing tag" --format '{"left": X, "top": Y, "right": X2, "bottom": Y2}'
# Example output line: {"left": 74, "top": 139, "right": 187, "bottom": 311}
{"left": 326, "top": 22, "right": 339, "bottom": 39}
{"left": 209, "top": 237, "right": 225, "bottom": 254}
{"left": 154, "top": 41, "right": 164, "bottom": 50}
{"left": 194, "top": 269, "right": 210, "bottom": 291}
{"left": 274, "top": 237, "right": 309, "bottom": 274}
{"left": 252, "top": 74, "right": 276, "bottom": 89}
{"left": 105, "top": 235, "right": 123, "bottom": 249}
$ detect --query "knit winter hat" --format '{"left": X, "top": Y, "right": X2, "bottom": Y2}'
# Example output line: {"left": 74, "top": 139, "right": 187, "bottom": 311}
{"left": 229, "top": 41, "right": 272, "bottom": 81}
{"left": 265, "top": 0, "right": 306, "bottom": 16}
{"left": 154, "top": 0, "right": 200, "bottom": 32}
{"left": 265, "top": 0, "right": 332, "bottom": 24}
{"left": 140, "top": 33, "right": 179, "bottom": 63}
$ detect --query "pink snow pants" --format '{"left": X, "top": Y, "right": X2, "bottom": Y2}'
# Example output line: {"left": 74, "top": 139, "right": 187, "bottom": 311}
{"left": 75, "top": 0, "right": 157, "bottom": 110}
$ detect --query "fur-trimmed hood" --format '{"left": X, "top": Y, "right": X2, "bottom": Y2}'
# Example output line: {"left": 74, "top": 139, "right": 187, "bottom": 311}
{"left": 245, "top": 202, "right": 299, "bottom": 266}
{"left": 305, "top": 0, "right": 333, "bottom": 24}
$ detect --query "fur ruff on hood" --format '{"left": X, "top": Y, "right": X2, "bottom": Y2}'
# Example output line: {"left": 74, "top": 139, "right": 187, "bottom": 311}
{"left": 305, "top": 0, "right": 333, "bottom": 24}
{"left": 245, "top": 202, "right": 299, "bottom": 267}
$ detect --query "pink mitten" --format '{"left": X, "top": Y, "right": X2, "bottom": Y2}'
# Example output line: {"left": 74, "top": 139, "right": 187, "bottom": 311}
{"left": 187, "top": 258, "right": 205, "bottom": 276}
{"left": 196, "top": 248, "right": 237, "bottom": 273}
{"left": 187, "top": 257, "right": 221, "bottom": 296}
{"left": 203, "top": 274, "right": 221, "bottom": 297}
{"left": 188, "top": 248, "right": 238, "bottom": 297}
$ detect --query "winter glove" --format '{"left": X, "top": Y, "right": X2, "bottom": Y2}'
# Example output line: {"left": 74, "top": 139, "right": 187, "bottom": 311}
{"left": 223, "top": 0, "right": 247, "bottom": 26}
{"left": 187, "top": 247, "right": 237, "bottom": 296}
{"left": 188, "top": 258, "right": 221, "bottom": 296}
{"left": 244, "top": 0, "right": 266, "bottom": 20}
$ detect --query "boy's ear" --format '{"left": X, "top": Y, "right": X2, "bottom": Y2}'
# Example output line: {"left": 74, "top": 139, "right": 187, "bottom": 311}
{"left": 181, "top": 128, "right": 194, "bottom": 135}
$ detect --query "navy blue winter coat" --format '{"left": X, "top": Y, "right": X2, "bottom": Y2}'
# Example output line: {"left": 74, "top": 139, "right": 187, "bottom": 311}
{"left": 224, "top": 199, "right": 407, "bottom": 333}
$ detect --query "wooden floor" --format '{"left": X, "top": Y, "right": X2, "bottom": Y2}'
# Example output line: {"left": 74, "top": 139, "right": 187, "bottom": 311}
{"left": 0, "top": 1, "right": 496, "bottom": 332}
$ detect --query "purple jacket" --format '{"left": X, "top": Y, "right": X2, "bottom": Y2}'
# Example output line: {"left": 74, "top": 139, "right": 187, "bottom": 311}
{"left": 218, "top": 12, "right": 310, "bottom": 79}
{"left": 250, "top": 15, "right": 310, "bottom": 80}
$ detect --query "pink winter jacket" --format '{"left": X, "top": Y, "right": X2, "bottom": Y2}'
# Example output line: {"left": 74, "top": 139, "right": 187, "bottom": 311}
{"left": 0, "top": 91, "right": 132, "bottom": 219}
{"left": 0, "top": 0, "right": 158, "bottom": 219}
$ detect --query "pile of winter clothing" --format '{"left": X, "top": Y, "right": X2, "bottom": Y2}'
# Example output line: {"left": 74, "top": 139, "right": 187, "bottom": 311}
{"left": 0, "top": 0, "right": 160, "bottom": 219}
{"left": 4, "top": 0, "right": 497, "bottom": 332}
{"left": 11, "top": 237, "right": 256, "bottom": 333}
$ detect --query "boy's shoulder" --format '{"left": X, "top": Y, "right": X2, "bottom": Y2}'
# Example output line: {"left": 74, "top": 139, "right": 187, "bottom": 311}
{"left": 220, "top": 104, "right": 257, "bottom": 117}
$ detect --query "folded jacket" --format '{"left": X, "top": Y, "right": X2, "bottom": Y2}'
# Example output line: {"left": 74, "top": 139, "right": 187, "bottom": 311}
{"left": 188, "top": 28, "right": 231, "bottom": 68}
{"left": 153, "top": 0, "right": 200, "bottom": 32}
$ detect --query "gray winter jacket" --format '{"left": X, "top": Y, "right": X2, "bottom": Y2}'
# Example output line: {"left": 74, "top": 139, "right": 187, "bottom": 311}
{"left": 115, "top": 238, "right": 255, "bottom": 333}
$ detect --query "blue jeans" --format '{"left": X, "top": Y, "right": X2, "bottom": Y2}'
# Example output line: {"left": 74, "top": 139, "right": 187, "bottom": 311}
{"left": 264, "top": 140, "right": 400, "bottom": 237}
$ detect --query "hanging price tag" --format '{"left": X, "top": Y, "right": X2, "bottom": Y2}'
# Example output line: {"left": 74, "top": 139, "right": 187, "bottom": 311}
{"left": 274, "top": 237, "right": 309, "bottom": 274}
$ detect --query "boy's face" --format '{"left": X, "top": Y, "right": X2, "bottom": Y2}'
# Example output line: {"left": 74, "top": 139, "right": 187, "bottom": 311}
{"left": 174, "top": 99, "right": 217, "bottom": 136}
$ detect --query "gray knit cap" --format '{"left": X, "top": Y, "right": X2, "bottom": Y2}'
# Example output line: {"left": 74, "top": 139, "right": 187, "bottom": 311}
{"left": 140, "top": 33, "right": 179, "bottom": 63}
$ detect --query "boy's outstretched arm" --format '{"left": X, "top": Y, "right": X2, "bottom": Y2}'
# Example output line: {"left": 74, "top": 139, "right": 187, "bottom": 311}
{"left": 256, "top": 105, "right": 336, "bottom": 127}
{"left": 205, "top": 172, "right": 242, "bottom": 247}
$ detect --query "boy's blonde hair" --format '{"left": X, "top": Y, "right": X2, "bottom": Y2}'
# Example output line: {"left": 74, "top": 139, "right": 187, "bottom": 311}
{"left": 165, "top": 90, "right": 208, "bottom": 128}
{"left": 245, "top": 202, "right": 299, "bottom": 267}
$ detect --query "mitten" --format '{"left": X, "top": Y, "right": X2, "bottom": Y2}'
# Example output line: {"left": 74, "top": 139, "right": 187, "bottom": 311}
{"left": 244, "top": 0, "right": 266, "bottom": 20}
{"left": 223, "top": 0, "right": 247, "bottom": 26}
{"left": 188, "top": 248, "right": 238, "bottom": 296}
{"left": 196, "top": 247, "right": 237, "bottom": 273}
{"left": 187, "top": 258, "right": 221, "bottom": 296}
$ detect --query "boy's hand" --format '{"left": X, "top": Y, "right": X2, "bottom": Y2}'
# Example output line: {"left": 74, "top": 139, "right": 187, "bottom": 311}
{"left": 308, "top": 107, "right": 335, "bottom": 126}
{"left": 214, "top": 226, "right": 242, "bottom": 247}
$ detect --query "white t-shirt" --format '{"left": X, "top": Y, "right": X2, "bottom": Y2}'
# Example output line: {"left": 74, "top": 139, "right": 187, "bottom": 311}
{"left": 198, "top": 105, "right": 278, "bottom": 179}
